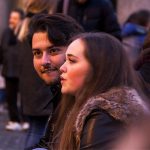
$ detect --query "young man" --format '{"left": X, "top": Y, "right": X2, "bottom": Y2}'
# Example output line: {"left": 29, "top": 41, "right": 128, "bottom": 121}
{"left": 26, "top": 13, "right": 83, "bottom": 150}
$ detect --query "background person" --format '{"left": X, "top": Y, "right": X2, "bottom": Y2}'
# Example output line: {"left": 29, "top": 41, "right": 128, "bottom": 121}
{"left": 134, "top": 29, "right": 150, "bottom": 85}
{"left": 57, "top": 0, "right": 122, "bottom": 40}
{"left": 134, "top": 29, "right": 150, "bottom": 103}
{"left": 122, "top": 9, "right": 150, "bottom": 65}
{"left": 0, "top": 8, "right": 27, "bottom": 131}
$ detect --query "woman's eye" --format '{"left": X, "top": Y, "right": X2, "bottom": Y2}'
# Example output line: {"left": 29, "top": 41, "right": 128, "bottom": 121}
{"left": 68, "top": 58, "right": 76, "bottom": 63}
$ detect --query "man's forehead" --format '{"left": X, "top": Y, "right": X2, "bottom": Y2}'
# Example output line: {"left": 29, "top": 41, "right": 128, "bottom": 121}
{"left": 32, "top": 32, "right": 68, "bottom": 49}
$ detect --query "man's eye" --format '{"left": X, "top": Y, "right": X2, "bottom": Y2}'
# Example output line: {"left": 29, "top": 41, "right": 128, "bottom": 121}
{"left": 33, "top": 51, "right": 42, "bottom": 57}
{"left": 49, "top": 47, "right": 61, "bottom": 55}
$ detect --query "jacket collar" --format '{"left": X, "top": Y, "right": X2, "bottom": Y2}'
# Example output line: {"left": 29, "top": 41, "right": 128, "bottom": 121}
{"left": 75, "top": 87, "right": 149, "bottom": 140}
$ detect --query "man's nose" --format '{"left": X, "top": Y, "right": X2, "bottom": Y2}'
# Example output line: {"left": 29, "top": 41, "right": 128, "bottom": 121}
{"left": 41, "top": 53, "right": 50, "bottom": 64}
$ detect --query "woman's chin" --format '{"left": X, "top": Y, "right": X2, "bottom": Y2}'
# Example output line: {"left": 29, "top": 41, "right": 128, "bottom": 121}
{"left": 61, "top": 88, "right": 74, "bottom": 95}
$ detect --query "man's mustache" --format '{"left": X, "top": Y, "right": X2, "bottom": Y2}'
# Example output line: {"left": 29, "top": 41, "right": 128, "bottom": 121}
{"left": 40, "top": 63, "right": 60, "bottom": 74}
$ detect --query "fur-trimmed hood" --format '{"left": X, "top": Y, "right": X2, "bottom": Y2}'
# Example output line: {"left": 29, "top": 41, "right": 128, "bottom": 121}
{"left": 75, "top": 87, "right": 149, "bottom": 139}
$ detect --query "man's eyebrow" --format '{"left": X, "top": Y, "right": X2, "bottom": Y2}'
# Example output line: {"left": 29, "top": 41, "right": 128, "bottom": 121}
{"left": 32, "top": 45, "right": 55, "bottom": 51}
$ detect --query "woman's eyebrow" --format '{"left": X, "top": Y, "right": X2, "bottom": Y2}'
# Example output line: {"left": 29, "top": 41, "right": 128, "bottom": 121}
{"left": 67, "top": 54, "right": 78, "bottom": 58}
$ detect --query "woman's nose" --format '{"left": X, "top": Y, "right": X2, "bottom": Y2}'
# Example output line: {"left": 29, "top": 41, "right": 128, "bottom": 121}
{"left": 60, "top": 62, "right": 67, "bottom": 73}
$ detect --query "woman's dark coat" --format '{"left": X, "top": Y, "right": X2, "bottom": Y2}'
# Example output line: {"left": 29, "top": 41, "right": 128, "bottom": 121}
{"left": 74, "top": 87, "right": 148, "bottom": 149}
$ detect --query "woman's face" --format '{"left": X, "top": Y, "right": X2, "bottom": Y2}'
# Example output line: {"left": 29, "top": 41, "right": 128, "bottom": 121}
{"left": 60, "top": 39, "right": 90, "bottom": 95}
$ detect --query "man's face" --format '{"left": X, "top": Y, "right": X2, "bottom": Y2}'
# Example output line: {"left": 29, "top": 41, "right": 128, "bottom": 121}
{"left": 32, "top": 32, "right": 66, "bottom": 85}
{"left": 9, "top": 11, "right": 21, "bottom": 30}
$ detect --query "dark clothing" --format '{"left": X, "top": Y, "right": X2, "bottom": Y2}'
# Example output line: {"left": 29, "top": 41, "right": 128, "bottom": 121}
{"left": 0, "top": 28, "right": 21, "bottom": 123}
{"left": 34, "top": 110, "right": 123, "bottom": 150}
{"left": 139, "top": 62, "right": 150, "bottom": 84}
{"left": 27, "top": 88, "right": 147, "bottom": 150}
{"left": 74, "top": 87, "right": 147, "bottom": 150}
{"left": 134, "top": 48, "right": 150, "bottom": 99}
{"left": 0, "top": 28, "right": 20, "bottom": 78}
{"left": 57, "top": 0, "right": 122, "bottom": 40}
{"left": 50, "top": 87, "right": 147, "bottom": 150}
{"left": 134, "top": 48, "right": 150, "bottom": 84}
{"left": 5, "top": 77, "right": 20, "bottom": 122}
{"left": 25, "top": 116, "right": 49, "bottom": 149}
{"left": 80, "top": 110, "right": 123, "bottom": 150}
{"left": 24, "top": 85, "right": 61, "bottom": 150}
{"left": 28, "top": 113, "right": 56, "bottom": 150}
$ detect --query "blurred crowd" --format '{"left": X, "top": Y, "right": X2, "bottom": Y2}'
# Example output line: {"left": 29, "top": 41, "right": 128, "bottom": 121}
{"left": 0, "top": 0, "right": 150, "bottom": 150}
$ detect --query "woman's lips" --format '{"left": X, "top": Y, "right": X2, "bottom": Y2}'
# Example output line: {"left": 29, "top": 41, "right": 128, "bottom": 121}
{"left": 60, "top": 76, "right": 66, "bottom": 83}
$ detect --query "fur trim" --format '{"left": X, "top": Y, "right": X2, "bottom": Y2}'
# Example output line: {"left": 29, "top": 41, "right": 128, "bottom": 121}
{"left": 75, "top": 87, "right": 149, "bottom": 141}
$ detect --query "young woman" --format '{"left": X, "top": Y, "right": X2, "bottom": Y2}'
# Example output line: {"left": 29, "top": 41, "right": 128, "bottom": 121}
{"left": 53, "top": 32, "right": 149, "bottom": 150}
